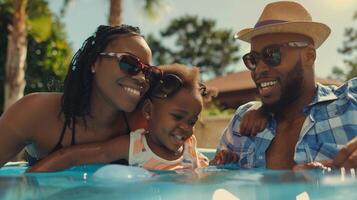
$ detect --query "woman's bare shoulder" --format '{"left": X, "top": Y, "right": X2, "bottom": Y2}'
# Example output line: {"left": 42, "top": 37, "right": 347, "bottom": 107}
{"left": 14, "top": 92, "right": 62, "bottom": 110}
{"left": 22, "top": 92, "right": 62, "bottom": 100}
{"left": 0, "top": 92, "right": 63, "bottom": 143}
{"left": 1, "top": 93, "right": 63, "bottom": 129}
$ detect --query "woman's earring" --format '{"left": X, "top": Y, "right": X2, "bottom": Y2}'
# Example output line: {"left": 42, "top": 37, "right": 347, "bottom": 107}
{"left": 145, "top": 115, "right": 150, "bottom": 120}
{"left": 91, "top": 68, "right": 95, "bottom": 73}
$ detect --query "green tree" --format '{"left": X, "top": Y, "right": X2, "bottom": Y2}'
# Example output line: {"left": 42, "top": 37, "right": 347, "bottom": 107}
{"left": 0, "top": 0, "right": 72, "bottom": 113}
{"left": 146, "top": 15, "right": 241, "bottom": 77}
{"left": 25, "top": 17, "right": 71, "bottom": 93}
{"left": 329, "top": 11, "right": 357, "bottom": 81}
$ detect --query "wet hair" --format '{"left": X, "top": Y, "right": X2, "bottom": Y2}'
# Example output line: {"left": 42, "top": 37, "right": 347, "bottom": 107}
{"left": 60, "top": 24, "right": 143, "bottom": 130}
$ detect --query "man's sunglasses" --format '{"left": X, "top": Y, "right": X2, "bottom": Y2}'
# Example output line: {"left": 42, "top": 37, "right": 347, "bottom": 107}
{"left": 99, "top": 52, "right": 154, "bottom": 79}
{"left": 148, "top": 73, "right": 208, "bottom": 99}
{"left": 242, "top": 41, "right": 309, "bottom": 71}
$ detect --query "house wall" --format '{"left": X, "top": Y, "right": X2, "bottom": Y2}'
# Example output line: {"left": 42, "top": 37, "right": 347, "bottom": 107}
{"left": 217, "top": 89, "right": 259, "bottom": 109}
{"left": 194, "top": 115, "right": 232, "bottom": 149}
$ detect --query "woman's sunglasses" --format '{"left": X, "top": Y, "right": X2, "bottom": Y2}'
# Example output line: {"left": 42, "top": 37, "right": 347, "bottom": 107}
{"left": 242, "top": 41, "right": 309, "bottom": 71}
{"left": 148, "top": 73, "right": 208, "bottom": 99}
{"left": 99, "top": 52, "right": 154, "bottom": 79}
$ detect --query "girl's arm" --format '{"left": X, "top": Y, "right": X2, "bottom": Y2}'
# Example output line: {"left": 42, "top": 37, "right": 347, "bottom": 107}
{"left": 239, "top": 107, "right": 268, "bottom": 136}
{"left": 27, "top": 134, "right": 130, "bottom": 172}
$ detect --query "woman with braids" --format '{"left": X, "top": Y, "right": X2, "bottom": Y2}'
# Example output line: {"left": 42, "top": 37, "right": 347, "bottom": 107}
{"left": 0, "top": 24, "right": 156, "bottom": 167}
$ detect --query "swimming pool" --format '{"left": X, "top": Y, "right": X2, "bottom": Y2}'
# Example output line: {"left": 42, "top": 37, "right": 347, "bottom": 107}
{"left": 1, "top": 151, "right": 356, "bottom": 200}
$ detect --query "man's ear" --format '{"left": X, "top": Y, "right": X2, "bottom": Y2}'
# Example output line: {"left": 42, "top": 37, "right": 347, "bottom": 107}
{"left": 142, "top": 99, "right": 153, "bottom": 120}
{"left": 303, "top": 45, "right": 316, "bottom": 67}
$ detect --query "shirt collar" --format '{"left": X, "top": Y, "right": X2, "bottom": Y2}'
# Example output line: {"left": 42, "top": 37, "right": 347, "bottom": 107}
{"left": 309, "top": 83, "right": 338, "bottom": 105}
{"left": 303, "top": 83, "right": 338, "bottom": 115}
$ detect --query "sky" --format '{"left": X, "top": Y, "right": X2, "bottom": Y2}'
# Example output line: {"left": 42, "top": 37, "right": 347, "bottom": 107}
{"left": 48, "top": 0, "right": 357, "bottom": 79}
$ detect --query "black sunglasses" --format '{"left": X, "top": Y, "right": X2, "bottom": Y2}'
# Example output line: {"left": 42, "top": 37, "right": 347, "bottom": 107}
{"left": 242, "top": 41, "right": 309, "bottom": 71}
{"left": 148, "top": 73, "right": 208, "bottom": 99}
{"left": 99, "top": 52, "right": 154, "bottom": 78}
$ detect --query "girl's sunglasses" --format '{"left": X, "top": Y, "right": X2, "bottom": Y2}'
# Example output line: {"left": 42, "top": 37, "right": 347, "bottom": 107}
{"left": 242, "top": 41, "right": 309, "bottom": 71}
{"left": 99, "top": 52, "right": 153, "bottom": 79}
{"left": 148, "top": 73, "right": 208, "bottom": 99}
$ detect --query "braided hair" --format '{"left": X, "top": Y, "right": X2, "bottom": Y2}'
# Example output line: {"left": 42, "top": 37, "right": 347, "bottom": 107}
{"left": 60, "top": 24, "right": 142, "bottom": 130}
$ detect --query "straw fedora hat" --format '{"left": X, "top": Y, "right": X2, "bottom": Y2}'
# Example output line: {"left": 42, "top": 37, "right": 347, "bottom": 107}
{"left": 235, "top": 1, "right": 331, "bottom": 48}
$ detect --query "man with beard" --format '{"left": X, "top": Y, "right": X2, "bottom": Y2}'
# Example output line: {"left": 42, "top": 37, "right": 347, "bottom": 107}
{"left": 210, "top": 1, "right": 357, "bottom": 169}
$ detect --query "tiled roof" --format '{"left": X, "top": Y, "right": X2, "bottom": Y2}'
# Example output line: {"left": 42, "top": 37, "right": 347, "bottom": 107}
{"left": 206, "top": 70, "right": 342, "bottom": 93}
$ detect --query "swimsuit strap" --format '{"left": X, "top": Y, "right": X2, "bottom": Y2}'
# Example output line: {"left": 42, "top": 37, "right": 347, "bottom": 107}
{"left": 50, "top": 120, "right": 68, "bottom": 153}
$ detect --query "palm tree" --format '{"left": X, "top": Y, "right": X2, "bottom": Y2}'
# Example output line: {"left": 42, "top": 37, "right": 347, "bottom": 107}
{"left": 4, "top": 0, "right": 28, "bottom": 110}
{"left": 108, "top": 0, "right": 122, "bottom": 26}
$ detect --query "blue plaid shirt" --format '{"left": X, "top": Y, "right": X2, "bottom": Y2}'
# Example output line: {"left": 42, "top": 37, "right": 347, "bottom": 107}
{"left": 217, "top": 78, "right": 357, "bottom": 168}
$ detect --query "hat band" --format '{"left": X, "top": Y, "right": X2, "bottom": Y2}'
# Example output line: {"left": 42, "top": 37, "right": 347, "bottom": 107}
{"left": 254, "top": 20, "right": 288, "bottom": 28}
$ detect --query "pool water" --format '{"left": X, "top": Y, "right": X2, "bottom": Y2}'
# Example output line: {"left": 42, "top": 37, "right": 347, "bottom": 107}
{"left": 1, "top": 150, "right": 357, "bottom": 200}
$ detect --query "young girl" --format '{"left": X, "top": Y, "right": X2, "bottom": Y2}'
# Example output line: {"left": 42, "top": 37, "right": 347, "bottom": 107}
{"left": 27, "top": 64, "right": 209, "bottom": 172}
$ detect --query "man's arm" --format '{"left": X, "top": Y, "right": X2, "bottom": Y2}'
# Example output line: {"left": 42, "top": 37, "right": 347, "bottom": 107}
{"left": 27, "top": 134, "right": 130, "bottom": 172}
{"left": 293, "top": 137, "right": 357, "bottom": 170}
{"left": 210, "top": 109, "right": 242, "bottom": 165}
{"left": 210, "top": 102, "right": 262, "bottom": 165}
{"left": 210, "top": 150, "right": 239, "bottom": 165}
{"left": 239, "top": 108, "right": 268, "bottom": 137}
{"left": 333, "top": 137, "right": 357, "bottom": 169}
